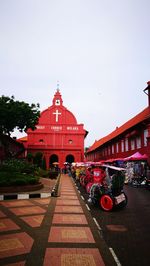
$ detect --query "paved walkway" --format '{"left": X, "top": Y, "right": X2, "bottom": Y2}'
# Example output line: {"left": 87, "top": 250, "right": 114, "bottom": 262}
{"left": 0, "top": 174, "right": 116, "bottom": 266}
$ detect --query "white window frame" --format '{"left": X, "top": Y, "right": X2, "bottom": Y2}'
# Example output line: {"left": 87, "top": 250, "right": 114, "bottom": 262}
{"left": 121, "top": 140, "right": 124, "bottom": 152}
{"left": 144, "top": 129, "right": 148, "bottom": 146}
{"left": 131, "top": 138, "right": 135, "bottom": 150}
{"left": 116, "top": 142, "right": 119, "bottom": 153}
{"left": 125, "top": 138, "right": 128, "bottom": 151}
{"left": 112, "top": 144, "right": 114, "bottom": 154}
{"left": 136, "top": 136, "right": 141, "bottom": 149}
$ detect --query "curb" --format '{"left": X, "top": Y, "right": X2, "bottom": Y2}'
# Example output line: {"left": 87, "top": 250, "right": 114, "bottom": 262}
{"left": 51, "top": 174, "right": 61, "bottom": 197}
{"left": 0, "top": 176, "right": 60, "bottom": 201}
{"left": 0, "top": 192, "right": 51, "bottom": 201}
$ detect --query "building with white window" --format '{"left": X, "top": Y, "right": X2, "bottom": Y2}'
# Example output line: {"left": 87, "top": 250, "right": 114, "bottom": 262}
{"left": 86, "top": 82, "right": 150, "bottom": 165}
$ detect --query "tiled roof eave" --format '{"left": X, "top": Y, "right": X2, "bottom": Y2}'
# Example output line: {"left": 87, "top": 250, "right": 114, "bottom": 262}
{"left": 87, "top": 107, "right": 150, "bottom": 153}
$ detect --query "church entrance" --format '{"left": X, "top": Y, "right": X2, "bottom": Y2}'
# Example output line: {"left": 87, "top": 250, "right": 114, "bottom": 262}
{"left": 49, "top": 154, "right": 59, "bottom": 166}
{"left": 65, "top": 154, "right": 74, "bottom": 164}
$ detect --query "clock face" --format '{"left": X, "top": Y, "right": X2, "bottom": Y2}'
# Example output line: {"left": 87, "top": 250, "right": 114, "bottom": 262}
{"left": 55, "top": 99, "right": 60, "bottom": 105}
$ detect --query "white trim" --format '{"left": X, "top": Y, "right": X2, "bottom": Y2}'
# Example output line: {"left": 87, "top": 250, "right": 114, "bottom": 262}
{"left": 18, "top": 194, "right": 29, "bottom": 200}
{"left": 41, "top": 193, "right": 51, "bottom": 198}
{"left": 81, "top": 195, "right": 84, "bottom": 201}
{"left": 86, "top": 204, "right": 90, "bottom": 211}
{"left": 93, "top": 217, "right": 102, "bottom": 230}
{"left": 0, "top": 195, "right": 4, "bottom": 201}
{"left": 109, "top": 247, "right": 122, "bottom": 266}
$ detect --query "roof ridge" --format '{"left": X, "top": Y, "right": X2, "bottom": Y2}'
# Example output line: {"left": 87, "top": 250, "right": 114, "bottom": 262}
{"left": 88, "top": 107, "right": 150, "bottom": 152}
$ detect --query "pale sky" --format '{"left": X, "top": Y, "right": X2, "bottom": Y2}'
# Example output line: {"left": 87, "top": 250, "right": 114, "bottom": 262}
{"left": 0, "top": 0, "right": 150, "bottom": 147}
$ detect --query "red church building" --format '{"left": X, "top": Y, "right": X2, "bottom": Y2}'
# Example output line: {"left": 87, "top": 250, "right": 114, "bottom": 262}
{"left": 23, "top": 89, "right": 88, "bottom": 168}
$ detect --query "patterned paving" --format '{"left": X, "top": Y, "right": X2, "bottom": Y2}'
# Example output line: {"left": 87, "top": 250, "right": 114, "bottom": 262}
{"left": 0, "top": 218, "right": 20, "bottom": 232}
{"left": 55, "top": 205, "right": 83, "bottom": 213}
{"left": 44, "top": 248, "right": 105, "bottom": 266}
{"left": 52, "top": 214, "right": 88, "bottom": 224}
{"left": 60, "top": 195, "right": 78, "bottom": 199}
{"left": 0, "top": 232, "right": 33, "bottom": 258}
{"left": 0, "top": 210, "right": 7, "bottom": 218}
{"left": 32, "top": 198, "right": 51, "bottom": 205}
{"left": 20, "top": 215, "right": 44, "bottom": 227}
{"left": 0, "top": 196, "right": 48, "bottom": 264}
{"left": 0, "top": 200, "right": 35, "bottom": 207}
{"left": 48, "top": 226, "right": 95, "bottom": 243}
{"left": 0, "top": 174, "right": 112, "bottom": 265}
{"left": 9, "top": 206, "right": 46, "bottom": 216}
{"left": 56, "top": 199, "right": 80, "bottom": 205}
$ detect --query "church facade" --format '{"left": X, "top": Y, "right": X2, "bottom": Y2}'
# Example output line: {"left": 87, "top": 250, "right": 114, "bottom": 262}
{"left": 26, "top": 89, "right": 88, "bottom": 168}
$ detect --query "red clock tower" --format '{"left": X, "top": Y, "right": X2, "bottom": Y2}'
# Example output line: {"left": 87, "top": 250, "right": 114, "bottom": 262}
{"left": 26, "top": 88, "right": 88, "bottom": 168}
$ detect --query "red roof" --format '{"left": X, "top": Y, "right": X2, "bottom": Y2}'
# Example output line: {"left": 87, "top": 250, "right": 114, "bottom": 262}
{"left": 87, "top": 107, "right": 150, "bottom": 153}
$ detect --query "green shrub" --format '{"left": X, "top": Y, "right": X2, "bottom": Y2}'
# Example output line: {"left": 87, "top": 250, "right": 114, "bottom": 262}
{"left": 33, "top": 152, "right": 43, "bottom": 167}
{"left": 11, "top": 178, "right": 28, "bottom": 186}
{"left": 42, "top": 157, "right": 46, "bottom": 170}
{"left": 0, "top": 159, "right": 40, "bottom": 186}
{"left": 27, "top": 153, "right": 33, "bottom": 162}
{"left": 0, "top": 159, "right": 37, "bottom": 174}
{"left": 35, "top": 168, "right": 50, "bottom": 178}
{"left": 29, "top": 176, "right": 39, "bottom": 184}
{"left": 0, "top": 172, "right": 40, "bottom": 186}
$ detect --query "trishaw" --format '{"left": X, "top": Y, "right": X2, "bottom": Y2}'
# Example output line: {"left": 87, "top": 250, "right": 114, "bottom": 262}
{"left": 88, "top": 164, "right": 128, "bottom": 211}
{"left": 85, "top": 167, "right": 106, "bottom": 193}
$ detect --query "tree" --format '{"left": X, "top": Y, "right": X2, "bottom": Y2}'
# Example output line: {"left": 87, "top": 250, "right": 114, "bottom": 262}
{"left": 0, "top": 95, "right": 40, "bottom": 135}
{"left": 42, "top": 157, "right": 47, "bottom": 170}
{"left": 33, "top": 152, "right": 43, "bottom": 167}
{"left": 27, "top": 152, "right": 33, "bottom": 163}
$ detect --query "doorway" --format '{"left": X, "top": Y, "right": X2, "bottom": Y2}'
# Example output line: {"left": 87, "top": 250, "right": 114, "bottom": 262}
{"left": 49, "top": 154, "right": 58, "bottom": 166}
{"left": 65, "top": 154, "right": 74, "bottom": 164}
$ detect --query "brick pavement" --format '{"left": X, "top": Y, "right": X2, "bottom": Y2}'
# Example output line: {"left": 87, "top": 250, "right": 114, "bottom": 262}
{"left": 0, "top": 174, "right": 116, "bottom": 266}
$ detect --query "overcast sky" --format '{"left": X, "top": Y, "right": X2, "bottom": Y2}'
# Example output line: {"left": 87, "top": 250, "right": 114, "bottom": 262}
{"left": 0, "top": 0, "right": 150, "bottom": 147}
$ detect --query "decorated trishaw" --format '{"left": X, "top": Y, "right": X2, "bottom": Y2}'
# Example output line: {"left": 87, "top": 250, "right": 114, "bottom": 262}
{"left": 85, "top": 166, "right": 106, "bottom": 193}
{"left": 88, "top": 164, "right": 128, "bottom": 211}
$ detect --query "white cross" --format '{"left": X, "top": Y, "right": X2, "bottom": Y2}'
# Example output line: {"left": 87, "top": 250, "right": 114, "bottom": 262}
{"left": 53, "top": 109, "right": 61, "bottom": 122}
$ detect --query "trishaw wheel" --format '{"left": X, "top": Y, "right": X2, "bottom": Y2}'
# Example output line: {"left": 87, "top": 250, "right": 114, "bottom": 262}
{"left": 100, "top": 194, "right": 114, "bottom": 211}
